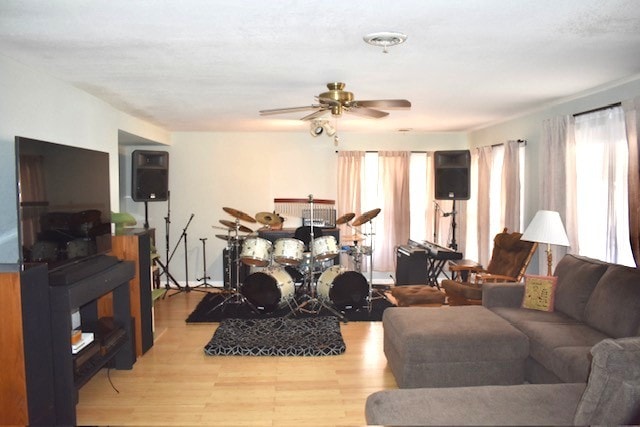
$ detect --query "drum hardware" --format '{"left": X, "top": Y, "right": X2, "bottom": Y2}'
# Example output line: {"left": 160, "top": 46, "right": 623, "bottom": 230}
{"left": 219, "top": 219, "right": 253, "bottom": 234}
{"left": 350, "top": 208, "right": 390, "bottom": 311}
{"left": 207, "top": 210, "right": 258, "bottom": 315}
{"left": 195, "top": 237, "right": 215, "bottom": 288}
{"left": 287, "top": 194, "right": 346, "bottom": 321}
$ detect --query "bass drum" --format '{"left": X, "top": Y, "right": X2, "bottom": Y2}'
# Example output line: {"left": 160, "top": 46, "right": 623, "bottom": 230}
{"left": 241, "top": 267, "right": 295, "bottom": 313}
{"left": 317, "top": 266, "right": 369, "bottom": 310}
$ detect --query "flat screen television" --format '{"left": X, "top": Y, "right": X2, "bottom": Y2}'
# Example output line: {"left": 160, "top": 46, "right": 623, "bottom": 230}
{"left": 15, "top": 136, "right": 112, "bottom": 271}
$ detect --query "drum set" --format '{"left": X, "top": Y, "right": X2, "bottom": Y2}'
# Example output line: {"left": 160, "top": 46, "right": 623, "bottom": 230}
{"left": 208, "top": 203, "right": 384, "bottom": 319}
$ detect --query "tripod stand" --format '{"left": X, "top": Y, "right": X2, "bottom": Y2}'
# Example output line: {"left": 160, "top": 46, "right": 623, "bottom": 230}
{"left": 195, "top": 237, "right": 214, "bottom": 289}
{"left": 288, "top": 194, "right": 346, "bottom": 321}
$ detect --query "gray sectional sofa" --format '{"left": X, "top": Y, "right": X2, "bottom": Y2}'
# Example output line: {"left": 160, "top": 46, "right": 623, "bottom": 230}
{"left": 366, "top": 254, "right": 640, "bottom": 425}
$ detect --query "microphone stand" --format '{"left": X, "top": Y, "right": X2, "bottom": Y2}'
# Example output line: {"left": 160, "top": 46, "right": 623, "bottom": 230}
{"left": 166, "top": 213, "right": 207, "bottom": 296}
{"left": 158, "top": 191, "right": 186, "bottom": 298}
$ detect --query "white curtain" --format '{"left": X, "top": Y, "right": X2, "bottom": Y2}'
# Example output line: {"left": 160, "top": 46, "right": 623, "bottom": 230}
{"left": 574, "top": 107, "right": 634, "bottom": 266}
{"left": 539, "top": 115, "right": 576, "bottom": 273}
{"left": 374, "top": 151, "right": 411, "bottom": 271}
{"left": 502, "top": 140, "right": 521, "bottom": 233}
{"left": 476, "top": 146, "right": 492, "bottom": 267}
{"left": 337, "top": 151, "right": 364, "bottom": 239}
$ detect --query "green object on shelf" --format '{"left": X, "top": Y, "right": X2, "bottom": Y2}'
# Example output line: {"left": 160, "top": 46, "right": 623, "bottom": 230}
{"left": 111, "top": 212, "right": 137, "bottom": 234}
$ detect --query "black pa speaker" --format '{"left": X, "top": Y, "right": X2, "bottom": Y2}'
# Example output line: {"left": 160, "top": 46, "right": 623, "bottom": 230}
{"left": 434, "top": 150, "right": 470, "bottom": 200}
{"left": 132, "top": 150, "right": 169, "bottom": 202}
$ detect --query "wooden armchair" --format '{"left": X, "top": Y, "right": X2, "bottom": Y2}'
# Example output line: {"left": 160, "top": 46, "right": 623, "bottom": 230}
{"left": 441, "top": 228, "right": 537, "bottom": 305}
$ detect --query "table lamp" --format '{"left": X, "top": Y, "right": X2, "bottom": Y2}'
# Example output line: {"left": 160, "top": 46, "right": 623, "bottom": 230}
{"left": 521, "top": 210, "right": 570, "bottom": 276}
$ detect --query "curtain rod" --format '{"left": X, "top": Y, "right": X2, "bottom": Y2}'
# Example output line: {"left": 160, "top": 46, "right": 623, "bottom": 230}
{"left": 335, "top": 140, "right": 526, "bottom": 154}
{"left": 573, "top": 102, "right": 621, "bottom": 117}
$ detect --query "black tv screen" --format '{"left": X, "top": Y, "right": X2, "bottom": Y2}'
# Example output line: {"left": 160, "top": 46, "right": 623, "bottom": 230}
{"left": 15, "top": 136, "right": 112, "bottom": 271}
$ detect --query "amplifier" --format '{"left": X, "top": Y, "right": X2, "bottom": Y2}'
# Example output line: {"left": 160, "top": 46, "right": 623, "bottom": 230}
{"left": 395, "top": 245, "right": 427, "bottom": 285}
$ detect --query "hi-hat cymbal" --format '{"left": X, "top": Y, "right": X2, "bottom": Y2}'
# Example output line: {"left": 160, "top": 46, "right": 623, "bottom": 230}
{"left": 341, "top": 235, "right": 364, "bottom": 243}
{"left": 218, "top": 219, "right": 253, "bottom": 233}
{"left": 255, "top": 211, "right": 282, "bottom": 226}
{"left": 352, "top": 208, "right": 381, "bottom": 226}
{"left": 215, "top": 234, "right": 246, "bottom": 241}
{"left": 336, "top": 212, "right": 355, "bottom": 225}
{"left": 223, "top": 207, "right": 257, "bottom": 223}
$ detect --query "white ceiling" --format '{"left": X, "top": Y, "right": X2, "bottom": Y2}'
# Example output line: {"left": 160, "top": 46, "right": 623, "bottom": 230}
{"left": 1, "top": 0, "right": 640, "bottom": 134}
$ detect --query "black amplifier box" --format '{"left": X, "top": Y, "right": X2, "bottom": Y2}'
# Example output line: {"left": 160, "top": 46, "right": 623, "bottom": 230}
{"left": 395, "top": 245, "right": 427, "bottom": 285}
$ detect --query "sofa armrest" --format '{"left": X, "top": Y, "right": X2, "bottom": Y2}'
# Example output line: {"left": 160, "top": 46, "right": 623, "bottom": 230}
{"left": 482, "top": 282, "right": 525, "bottom": 308}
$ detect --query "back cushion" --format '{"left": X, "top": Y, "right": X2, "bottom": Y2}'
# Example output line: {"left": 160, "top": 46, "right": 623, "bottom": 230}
{"left": 583, "top": 265, "right": 640, "bottom": 338}
{"left": 553, "top": 255, "right": 608, "bottom": 321}
{"left": 573, "top": 337, "right": 640, "bottom": 425}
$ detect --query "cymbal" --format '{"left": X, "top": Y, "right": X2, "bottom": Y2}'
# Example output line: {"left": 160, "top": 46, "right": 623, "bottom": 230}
{"left": 215, "top": 234, "right": 245, "bottom": 241}
{"left": 218, "top": 219, "right": 253, "bottom": 233}
{"left": 352, "top": 208, "right": 381, "bottom": 226}
{"left": 223, "top": 207, "right": 257, "bottom": 223}
{"left": 255, "top": 211, "right": 282, "bottom": 226}
{"left": 336, "top": 212, "right": 355, "bottom": 225}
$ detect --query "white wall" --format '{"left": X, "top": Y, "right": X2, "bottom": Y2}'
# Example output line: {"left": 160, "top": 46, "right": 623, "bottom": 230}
{"left": 121, "top": 131, "right": 468, "bottom": 285}
{"left": 0, "top": 54, "right": 169, "bottom": 262}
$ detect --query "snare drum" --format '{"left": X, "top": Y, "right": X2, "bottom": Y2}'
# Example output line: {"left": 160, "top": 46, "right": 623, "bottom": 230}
{"left": 273, "top": 238, "right": 304, "bottom": 266}
{"left": 241, "top": 267, "right": 295, "bottom": 312}
{"left": 317, "top": 266, "right": 369, "bottom": 309}
{"left": 240, "top": 237, "right": 272, "bottom": 267}
{"left": 312, "top": 235, "right": 339, "bottom": 261}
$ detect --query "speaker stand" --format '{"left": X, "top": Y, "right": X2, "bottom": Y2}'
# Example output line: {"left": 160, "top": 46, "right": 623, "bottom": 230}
{"left": 143, "top": 201, "right": 149, "bottom": 229}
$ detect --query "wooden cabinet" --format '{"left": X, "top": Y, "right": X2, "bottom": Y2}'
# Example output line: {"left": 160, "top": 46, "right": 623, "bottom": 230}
{"left": 0, "top": 258, "right": 135, "bottom": 426}
{"left": 0, "top": 264, "right": 56, "bottom": 426}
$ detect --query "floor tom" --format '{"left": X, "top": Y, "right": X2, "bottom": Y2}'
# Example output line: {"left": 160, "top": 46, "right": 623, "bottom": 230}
{"left": 312, "top": 235, "right": 339, "bottom": 261}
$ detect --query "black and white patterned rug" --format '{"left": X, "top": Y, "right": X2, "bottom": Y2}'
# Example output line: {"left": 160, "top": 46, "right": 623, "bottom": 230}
{"left": 204, "top": 316, "right": 346, "bottom": 357}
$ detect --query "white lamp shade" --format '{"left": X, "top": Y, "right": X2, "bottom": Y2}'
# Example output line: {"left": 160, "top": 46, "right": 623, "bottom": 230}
{"left": 521, "top": 210, "right": 570, "bottom": 247}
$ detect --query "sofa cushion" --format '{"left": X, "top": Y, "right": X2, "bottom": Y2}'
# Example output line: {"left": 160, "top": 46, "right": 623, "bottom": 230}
{"left": 583, "top": 264, "right": 640, "bottom": 338}
{"left": 574, "top": 337, "right": 640, "bottom": 425}
{"left": 365, "top": 383, "right": 586, "bottom": 426}
{"left": 516, "top": 321, "right": 608, "bottom": 382}
{"left": 553, "top": 254, "right": 608, "bottom": 321}
{"left": 490, "top": 307, "right": 579, "bottom": 329}
{"left": 521, "top": 275, "right": 557, "bottom": 312}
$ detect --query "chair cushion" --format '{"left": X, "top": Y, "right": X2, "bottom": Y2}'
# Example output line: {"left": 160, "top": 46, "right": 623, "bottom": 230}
{"left": 391, "top": 285, "right": 445, "bottom": 306}
{"left": 486, "top": 230, "right": 536, "bottom": 279}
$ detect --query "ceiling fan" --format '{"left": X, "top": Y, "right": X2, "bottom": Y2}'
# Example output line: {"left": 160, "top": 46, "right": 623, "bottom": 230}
{"left": 259, "top": 82, "right": 411, "bottom": 121}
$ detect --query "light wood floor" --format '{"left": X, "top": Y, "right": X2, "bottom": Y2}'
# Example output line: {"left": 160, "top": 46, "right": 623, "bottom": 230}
{"left": 76, "top": 290, "right": 398, "bottom": 426}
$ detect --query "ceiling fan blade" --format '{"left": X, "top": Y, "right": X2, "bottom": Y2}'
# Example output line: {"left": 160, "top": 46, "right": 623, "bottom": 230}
{"left": 259, "top": 105, "right": 320, "bottom": 115}
{"left": 300, "top": 109, "right": 330, "bottom": 121}
{"left": 347, "top": 106, "right": 389, "bottom": 119}
{"left": 354, "top": 99, "right": 411, "bottom": 109}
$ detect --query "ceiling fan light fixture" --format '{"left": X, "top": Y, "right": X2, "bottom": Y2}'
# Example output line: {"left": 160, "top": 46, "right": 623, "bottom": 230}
{"left": 363, "top": 31, "right": 407, "bottom": 53}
